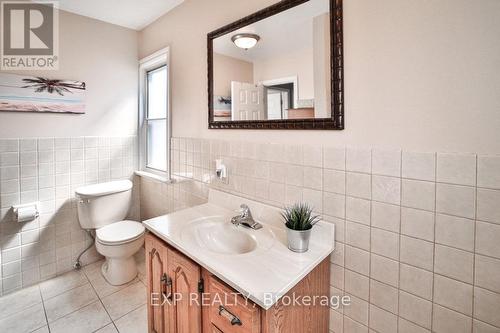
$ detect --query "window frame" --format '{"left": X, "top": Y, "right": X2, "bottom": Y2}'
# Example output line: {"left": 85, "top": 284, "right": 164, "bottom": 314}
{"left": 139, "top": 47, "right": 171, "bottom": 179}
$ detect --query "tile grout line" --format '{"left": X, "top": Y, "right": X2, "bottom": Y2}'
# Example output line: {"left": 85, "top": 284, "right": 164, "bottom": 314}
{"left": 34, "top": 268, "right": 111, "bottom": 327}
{"left": 471, "top": 155, "right": 478, "bottom": 333}
{"left": 397, "top": 148, "right": 403, "bottom": 331}
{"left": 85, "top": 271, "right": 119, "bottom": 333}
{"left": 430, "top": 152, "right": 437, "bottom": 333}
{"left": 111, "top": 301, "right": 147, "bottom": 328}
{"left": 36, "top": 138, "right": 41, "bottom": 260}
{"left": 342, "top": 306, "right": 440, "bottom": 333}
{"left": 42, "top": 283, "right": 97, "bottom": 326}
{"left": 38, "top": 285, "right": 51, "bottom": 333}
{"left": 84, "top": 265, "right": 146, "bottom": 332}
{"left": 40, "top": 278, "right": 89, "bottom": 302}
{"left": 341, "top": 259, "right": 487, "bottom": 313}
{"left": 17, "top": 262, "right": 146, "bottom": 333}
{"left": 367, "top": 148, "right": 372, "bottom": 330}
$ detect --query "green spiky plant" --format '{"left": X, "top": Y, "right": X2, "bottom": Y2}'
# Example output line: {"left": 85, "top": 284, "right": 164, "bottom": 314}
{"left": 281, "top": 203, "right": 320, "bottom": 231}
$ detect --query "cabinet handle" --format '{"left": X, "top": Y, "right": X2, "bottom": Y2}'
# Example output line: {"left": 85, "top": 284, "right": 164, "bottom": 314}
{"left": 161, "top": 273, "right": 172, "bottom": 301}
{"left": 218, "top": 305, "right": 242, "bottom": 326}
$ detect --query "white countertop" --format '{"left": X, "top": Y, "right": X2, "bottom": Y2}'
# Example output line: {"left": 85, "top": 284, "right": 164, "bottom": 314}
{"left": 142, "top": 190, "right": 335, "bottom": 310}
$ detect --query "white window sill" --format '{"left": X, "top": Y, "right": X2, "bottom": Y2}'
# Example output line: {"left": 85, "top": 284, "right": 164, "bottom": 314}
{"left": 134, "top": 170, "right": 173, "bottom": 183}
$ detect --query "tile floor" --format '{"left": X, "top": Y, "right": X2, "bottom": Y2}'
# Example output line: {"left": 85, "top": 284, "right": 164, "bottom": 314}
{"left": 0, "top": 253, "right": 147, "bottom": 333}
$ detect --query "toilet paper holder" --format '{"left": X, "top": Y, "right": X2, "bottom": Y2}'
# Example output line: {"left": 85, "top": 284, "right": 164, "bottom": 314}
{"left": 12, "top": 202, "right": 39, "bottom": 222}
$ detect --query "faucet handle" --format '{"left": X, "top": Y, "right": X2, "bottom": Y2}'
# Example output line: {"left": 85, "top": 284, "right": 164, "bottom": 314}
{"left": 239, "top": 204, "right": 251, "bottom": 216}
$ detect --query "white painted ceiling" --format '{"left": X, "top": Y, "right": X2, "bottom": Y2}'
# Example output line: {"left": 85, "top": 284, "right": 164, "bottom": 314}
{"left": 213, "top": 0, "right": 329, "bottom": 62}
{"left": 56, "top": 0, "right": 184, "bottom": 30}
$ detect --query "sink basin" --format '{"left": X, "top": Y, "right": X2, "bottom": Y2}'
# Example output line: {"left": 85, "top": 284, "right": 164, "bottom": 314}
{"left": 180, "top": 216, "right": 275, "bottom": 255}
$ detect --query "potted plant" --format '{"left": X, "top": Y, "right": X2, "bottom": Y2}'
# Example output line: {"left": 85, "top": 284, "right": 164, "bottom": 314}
{"left": 281, "top": 203, "right": 320, "bottom": 253}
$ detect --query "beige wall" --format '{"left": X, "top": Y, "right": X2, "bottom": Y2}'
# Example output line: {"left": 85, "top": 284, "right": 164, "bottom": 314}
{"left": 253, "top": 46, "right": 314, "bottom": 100}
{"left": 139, "top": 0, "right": 500, "bottom": 154}
{"left": 313, "top": 13, "right": 331, "bottom": 118}
{"left": 213, "top": 53, "right": 253, "bottom": 97}
{"left": 0, "top": 9, "right": 139, "bottom": 138}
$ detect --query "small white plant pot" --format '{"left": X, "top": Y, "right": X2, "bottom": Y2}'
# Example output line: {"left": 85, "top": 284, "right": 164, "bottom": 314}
{"left": 286, "top": 227, "right": 312, "bottom": 253}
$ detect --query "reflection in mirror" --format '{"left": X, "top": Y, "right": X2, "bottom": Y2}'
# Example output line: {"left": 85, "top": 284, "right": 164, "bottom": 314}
{"left": 212, "top": 0, "right": 330, "bottom": 122}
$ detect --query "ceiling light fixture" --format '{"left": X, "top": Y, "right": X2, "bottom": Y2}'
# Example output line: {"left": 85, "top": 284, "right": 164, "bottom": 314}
{"left": 231, "top": 33, "right": 260, "bottom": 50}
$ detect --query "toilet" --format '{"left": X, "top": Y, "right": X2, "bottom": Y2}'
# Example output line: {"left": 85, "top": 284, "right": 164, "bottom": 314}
{"left": 75, "top": 180, "right": 145, "bottom": 285}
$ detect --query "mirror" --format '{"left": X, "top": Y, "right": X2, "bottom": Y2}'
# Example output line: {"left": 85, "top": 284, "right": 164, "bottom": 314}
{"left": 208, "top": 0, "right": 344, "bottom": 130}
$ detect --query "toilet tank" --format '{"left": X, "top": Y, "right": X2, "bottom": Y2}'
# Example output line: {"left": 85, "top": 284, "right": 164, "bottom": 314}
{"left": 75, "top": 180, "right": 133, "bottom": 229}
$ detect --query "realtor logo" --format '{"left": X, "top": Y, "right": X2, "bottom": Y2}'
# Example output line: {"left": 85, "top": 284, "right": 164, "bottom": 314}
{"left": 1, "top": 1, "right": 59, "bottom": 70}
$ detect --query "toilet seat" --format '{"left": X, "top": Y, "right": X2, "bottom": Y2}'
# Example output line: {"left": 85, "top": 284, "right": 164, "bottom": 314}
{"left": 96, "top": 220, "right": 145, "bottom": 246}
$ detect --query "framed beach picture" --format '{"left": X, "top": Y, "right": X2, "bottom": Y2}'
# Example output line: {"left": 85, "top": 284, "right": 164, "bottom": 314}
{"left": 0, "top": 73, "right": 85, "bottom": 114}
{"left": 213, "top": 95, "right": 231, "bottom": 119}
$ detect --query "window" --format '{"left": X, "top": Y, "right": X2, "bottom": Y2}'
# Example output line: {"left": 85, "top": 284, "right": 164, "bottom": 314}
{"left": 139, "top": 48, "right": 170, "bottom": 177}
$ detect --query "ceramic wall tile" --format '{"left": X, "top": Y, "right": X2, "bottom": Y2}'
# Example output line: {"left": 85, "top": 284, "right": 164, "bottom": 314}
{"left": 0, "top": 136, "right": 137, "bottom": 294}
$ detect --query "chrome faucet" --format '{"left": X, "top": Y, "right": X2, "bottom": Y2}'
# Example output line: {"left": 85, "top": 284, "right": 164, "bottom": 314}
{"left": 231, "top": 204, "right": 262, "bottom": 230}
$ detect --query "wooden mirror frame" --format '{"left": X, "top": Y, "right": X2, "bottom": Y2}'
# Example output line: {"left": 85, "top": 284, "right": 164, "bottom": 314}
{"left": 207, "top": 0, "right": 343, "bottom": 130}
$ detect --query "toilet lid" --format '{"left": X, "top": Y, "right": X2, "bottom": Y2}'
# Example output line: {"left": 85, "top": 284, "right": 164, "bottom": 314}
{"left": 96, "top": 220, "right": 145, "bottom": 245}
{"left": 75, "top": 180, "right": 132, "bottom": 198}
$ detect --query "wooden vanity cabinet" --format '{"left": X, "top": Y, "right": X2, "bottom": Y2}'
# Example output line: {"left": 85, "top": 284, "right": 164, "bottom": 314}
{"left": 145, "top": 233, "right": 330, "bottom": 333}
{"left": 146, "top": 233, "right": 201, "bottom": 333}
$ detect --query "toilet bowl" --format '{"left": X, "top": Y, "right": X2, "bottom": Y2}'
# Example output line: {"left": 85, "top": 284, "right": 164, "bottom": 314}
{"left": 95, "top": 220, "right": 145, "bottom": 285}
{"left": 75, "top": 180, "right": 145, "bottom": 286}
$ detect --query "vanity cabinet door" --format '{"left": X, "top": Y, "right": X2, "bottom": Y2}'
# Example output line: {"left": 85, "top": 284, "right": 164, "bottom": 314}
{"left": 145, "top": 233, "right": 172, "bottom": 333}
{"left": 168, "top": 247, "right": 202, "bottom": 333}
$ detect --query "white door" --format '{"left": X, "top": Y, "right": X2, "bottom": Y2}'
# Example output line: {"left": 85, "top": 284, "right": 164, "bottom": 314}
{"left": 267, "top": 89, "right": 282, "bottom": 120}
{"left": 231, "top": 81, "right": 264, "bottom": 121}
{"left": 266, "top": 88, "right": 290, "bottom": 120}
